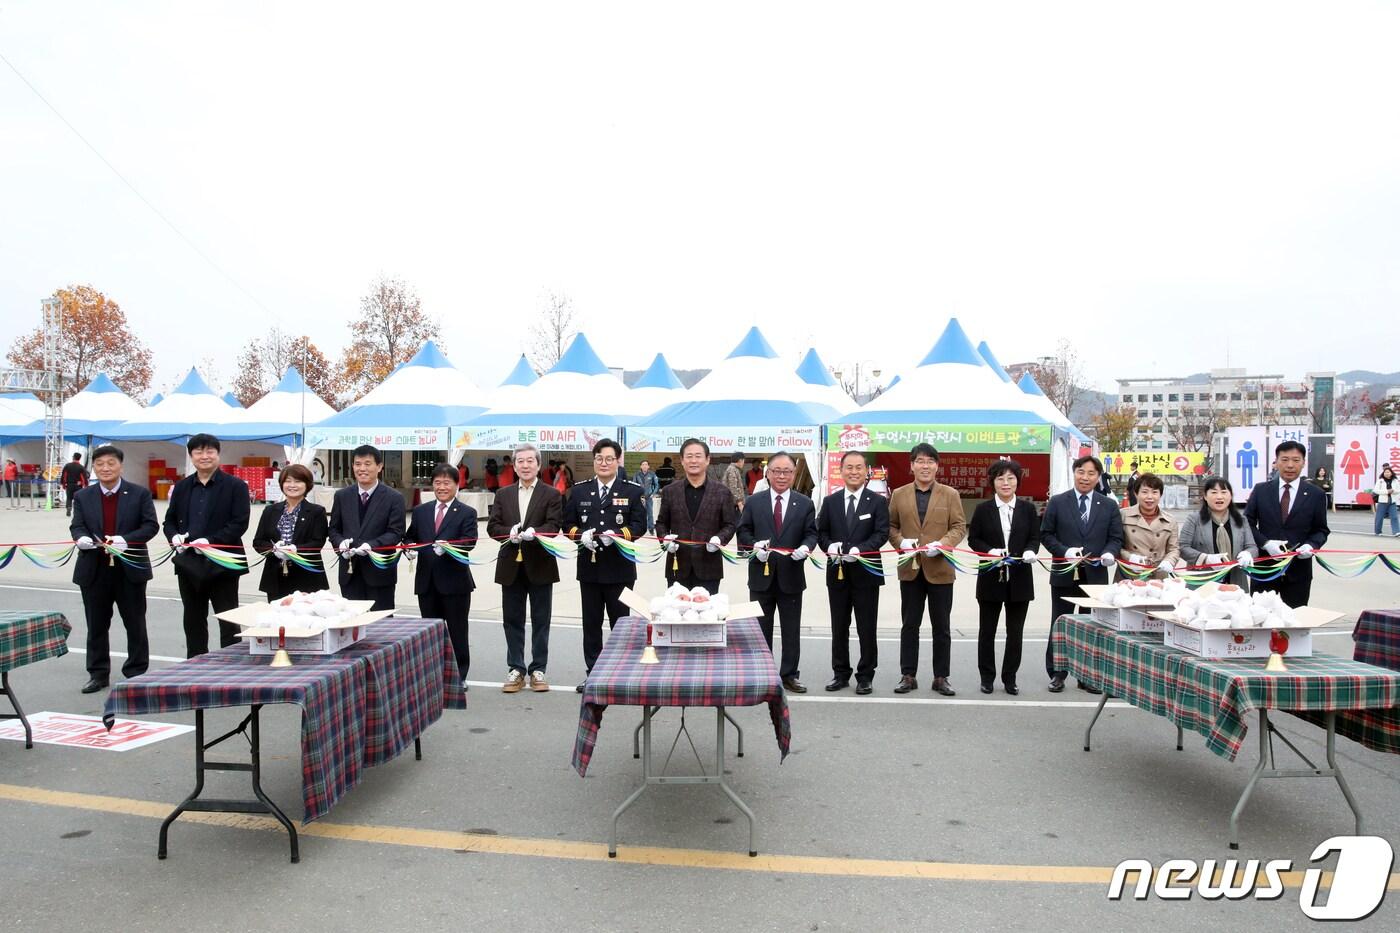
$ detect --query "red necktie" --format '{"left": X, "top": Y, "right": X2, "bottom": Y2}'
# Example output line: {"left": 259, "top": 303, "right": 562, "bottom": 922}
{"left": 1280, "top": 482, "right": 1291, "bottom": 520}
{"left": 434, "top": 502, "right": 446, "bottom": 533}
{"left": 773, "top": 493, "right": 784, "bottom": 536}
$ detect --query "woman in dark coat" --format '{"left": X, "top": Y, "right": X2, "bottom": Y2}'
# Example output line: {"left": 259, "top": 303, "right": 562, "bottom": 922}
{"left": 966, "top": 459, "right": 1042, "bottom": 695}
{"left": 252, "top": 464, "right": 330, "bottom": 600}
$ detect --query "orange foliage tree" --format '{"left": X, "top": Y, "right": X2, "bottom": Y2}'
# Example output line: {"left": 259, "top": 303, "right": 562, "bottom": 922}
{"left": 337, "top": 276, "right": 441, "bottom": 405}
{"left": 5, "top": 285, "right": 153, "bottom": 398}
{"left": 232, "top": 331, "right": 337, "bottom": 409}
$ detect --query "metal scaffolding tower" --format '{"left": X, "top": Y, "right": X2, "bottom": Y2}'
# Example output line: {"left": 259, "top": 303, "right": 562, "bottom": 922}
{"left": 0, "top": 296, "right": 64, "bottom": 506}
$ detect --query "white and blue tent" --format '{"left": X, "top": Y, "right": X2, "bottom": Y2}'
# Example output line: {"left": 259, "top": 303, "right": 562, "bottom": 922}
{"left": 222, "top": 391, "right": 243, "bottom": 408}
{"left": 112, "top": 368, "right": 299, "bottom": 443}
{"left": 795, "top": 347, "right": 854, "bottom": 415}
{"left": 244, "top": 367, "right": 338, "bottom": 464}
{"left": 977, "top": 340, "right": 1090, "bottom": 446}
{"left": 483, "top": 354, "right": 539, "bottom": 411}
{"left": 0, "top": 392, "right": 47, "bottom": 465}
{"left": 627, "top": 352, "right": 687, "bottom": 419}
{"left": 307, "top": 341, "right": 486, "bottom": 450}
{"left": 0, "top": 372, "right": 144, "bottom": 445}
{"left": 454, "top": 334, "right": 637, "bottom": 453}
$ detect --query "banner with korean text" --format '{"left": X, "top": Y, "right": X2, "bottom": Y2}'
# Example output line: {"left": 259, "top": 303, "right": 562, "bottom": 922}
{"left": 1100, "top": 451, "right": 1207, "bottom": 476}
{"left": 451, "top": 425, "right": 622, "bottom": 452}
{"left": 1334, "top": 425, "right": 1377, "bottom": 506}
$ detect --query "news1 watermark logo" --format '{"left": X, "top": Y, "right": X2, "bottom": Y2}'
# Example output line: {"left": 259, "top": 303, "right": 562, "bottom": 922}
{"left": 1108, "top": 836, "right": 1394, "bottom": 921}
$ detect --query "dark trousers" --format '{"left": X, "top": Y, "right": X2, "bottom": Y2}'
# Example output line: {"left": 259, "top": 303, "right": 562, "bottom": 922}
{"left": 64, "top": 487, "right": 80, "bottom": 516}
{"left": 178, "top": 572, "right": 241, "bottom": 658}
{"left": 828, "top": 583, "right": 879, "bottom": 683}
{"left": 899, "top": 576, "right": 953, "bottom": 677}
{"left": 341, "top": 576, "right": 396, "bottom": 612}
{"left": 502, "top": 578, "right": 552, "bottom": 674}
{"left": 1046, "top": 587, "right": 1082, "bottom": 679}
{"left": 419, "top": 589, "right": 471, "bottom": 678}
{"left": 977, "top": 598, "right": 1028, "bottom": 687}
{"left": 754, "top": 590, "right": 803, "bottom": 679}
{"left": 1252, "top": 576, "right": 1310, "bottom": 609}
{"left": 675, "top": 572, "right": 721, "bottom": 595}
{"left": 82, "top": 565, "right": 149, "bottom": 679}
{"left": 581, "top": 581, "right": 627, "bottom": 673}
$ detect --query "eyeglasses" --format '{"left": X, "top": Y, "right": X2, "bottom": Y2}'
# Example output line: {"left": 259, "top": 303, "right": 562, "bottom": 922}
{"left": 912, "top": 459, "right": 937, "bottom": 467}
{"left": 593, "top": 455, "right": 617, "bottom": 463}
{"left": 768, "top": 468, "right": 795, "bottom": 475}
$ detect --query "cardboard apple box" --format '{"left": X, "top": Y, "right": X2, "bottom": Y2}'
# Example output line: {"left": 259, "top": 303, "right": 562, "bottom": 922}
{"left": 216, "top": 602, "right": 394, "bottom": 655}
{"left": 1146, "top": 606, "right": 1344, "bottom": 660}
{"left": 618, "top": 588, "right": 766, "bottom": 648}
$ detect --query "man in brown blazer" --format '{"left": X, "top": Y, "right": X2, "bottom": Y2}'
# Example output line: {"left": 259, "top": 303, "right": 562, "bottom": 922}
{"left": 655, "top": 438, "right": 739, "bottom": 594}
{"left": 889, "top": 443, "right": 966, "bottom": 696}
{"left": 487, "top": 442, "right": 564, "bottom": 693}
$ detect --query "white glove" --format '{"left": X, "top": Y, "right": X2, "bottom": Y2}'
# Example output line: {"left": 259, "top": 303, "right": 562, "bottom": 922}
{"left": 191, "top": 537, "right": 210, "bottom": 549}
{"left": 107, "top": 536, "right": 128, "bottom": 553}
{"left": 404, "top": 546, "right": 418, "bottom": 561}
{"left": 706, "top": 535, "right": 721, "bottom": 553}
{"left": 1262, "top": 539, "right": 1287, "bottom": 557}
{"left": 899, "top": 538, "right": 919, "bottom": 553}
{"left": 826, "top": 542, "right": 843, "bottom": 559}
{"left": 170, "top": 532, "right": 189, "bottom": 552}
{"left": 580, "top": 528, "right": 597, "bottom": 551}
{"left": 272, "top": 541, "right": 290, "bottom": 562}
{"left": 1236, "top": 551, "right": 1254, "bottom": 568}
{"left": 337, "top": 539, "right": 354, "bottom": 555}
{"left": 1064, "top": 547, "right": 1084, "bottom": 560}
{"left": 844, "top": 545, "right": 861, "bottom": 563}
{"left": 1129, "top": 552, "right": 1147, "bottom": 565}
{"left": 521, "top": 526, "right": 536, "bottom": 542}
{"left": 355, "top": 542, "right": 373, "bottom": 556}
{"left": 433, "top": 540, "right": 445, "bottom": 556}
{"left": 1099, "top": 552, "right": 1116, "bottom": 567}
{"left": 753, "top": 541, "right": 771, "bottom": 563}
{"left": 1296, "top": 543, "right": 1314, "bottom": 559}
{"left": 790, "top": 544, "right": 811, "bottom": 562}
{"left": 987, "top": 548, "right": 1007, "bottom": 558}
{"left": 508, "top": 523, "right": 522, "bottom": 544}
{"left": 75, "top": 535, "right": 96, "bottom": 550}
{"left": 923, "top": 541, "right": 943, "bottom": 557}
{"left": 600, "top": 530, "right": 618, "bottom": 546}
{"left": 663, "top": 533, "right": 680, "bottom": 553}
{"left": 1158, "top": 558, "right": 1176, "bottom": 574}
{"left": 1020, "top": 550, "right": 1037, "bottom": 563}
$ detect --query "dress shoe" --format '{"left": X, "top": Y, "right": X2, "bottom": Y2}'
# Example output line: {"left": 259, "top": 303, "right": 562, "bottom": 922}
{"left": 894, "top": 675, "right": 917, "bottom": 694}
{"left": 575, "top": 682, "right": 586, "bottom": 694}
{"left": 80, "top": 677, "right": 108, "bottom": 694}
{"left": 1048, "top": 676, "right": 1066, "bottom": 693}
{"left": 855, "top": 681, "right": 873, "bottom": 695}
{"left": 1004, "top": 684, "right": 1020, "bottom": 696}
{"left": 782, "top": 676, "right": 807, "bottom": 694}
{"left": 979, "top": 682, "right": 993, "bottom": 695}
{"left": 1077, "top": 680, "right": 1102, "bottom": 695}
{"left": 824, "top": 677, "right": 850, "bottom": 692}
{"left": 931, "top": 677, "right": 956, "bottom": 697}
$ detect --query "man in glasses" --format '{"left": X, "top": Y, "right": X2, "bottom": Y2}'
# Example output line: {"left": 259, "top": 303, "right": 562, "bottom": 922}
{"left": 564, "top": 438, "right": 648, "bottom": 692}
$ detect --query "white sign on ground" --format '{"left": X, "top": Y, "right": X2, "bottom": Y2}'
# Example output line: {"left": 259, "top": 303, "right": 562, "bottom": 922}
{"left": 0, "top": 712, "right": 193, "bottom": 751}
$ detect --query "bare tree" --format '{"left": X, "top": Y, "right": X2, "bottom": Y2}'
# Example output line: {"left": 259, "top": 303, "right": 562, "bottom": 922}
{"left": 232, "top": 331, "right": 337, "bottom": 408}
{"left": 1161, "top": 393, "right": 1245, "bottom": 472}
{"left": 527, "top": 291, "right": 576, "bottom": 373}
{"left": 1023, "top": 340, "right": 1087, "bottom": 419}
{"left": 340, "top": 276, "right": 441, "bottom": 403}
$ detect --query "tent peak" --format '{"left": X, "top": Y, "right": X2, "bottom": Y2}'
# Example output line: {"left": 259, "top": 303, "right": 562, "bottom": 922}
{"left": 634, "top": 353, "right": 684, "bottom": 390}
{"left": 795, "top": 348, "right": 839, "bottom": 387}
{"left": 499, "top": 355, "right": 538, "bottom": 387}
{"left": 726, "top": 326, "right": 779, "bottom": 360}
{"left": 171, "top": 368, "right": 217, "bottom": 397}
{"left": 976, "top": 341, "right": 1014, "bottom": 383}
{"left": 548, "top": 333, "right": 611, "bottom": 377}
{"left": 917, "top": 319, "right": 985, "bottom": 368}
{"left": 405, "top": 341, "right": 455, "bottom": 370}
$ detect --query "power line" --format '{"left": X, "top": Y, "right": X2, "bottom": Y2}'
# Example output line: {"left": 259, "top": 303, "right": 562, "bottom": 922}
{"left": 0, "top": 48, "right": 277, "bottom": 320}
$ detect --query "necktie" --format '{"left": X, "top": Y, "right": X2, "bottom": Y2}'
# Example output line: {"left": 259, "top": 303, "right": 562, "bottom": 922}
{"left": 360, "top": 490, "right": 369, "bottom": 506}
{"left": 600, "top": 484, "right": 609, "bottom": 506}
{"left": 434, "top": 502, "right": 446, "bottom": 533}
{"left": 1280, "top": 482, "right": 1291, "bottom": 520}
{"left": 846, "top": 494, "right": 857, "bottom": 530}
{"left": 1079, "top": 494, "right": 1090, "bottom": 530}
{"left": 773, "top": 493, "right": 784, "bottom": 536}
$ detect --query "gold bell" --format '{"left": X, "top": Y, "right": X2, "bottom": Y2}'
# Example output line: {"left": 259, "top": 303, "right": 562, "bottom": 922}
{"left": 639, "top": 622, "right": 660, "bottom": 664}
{"left": 270, "top": 626, "right": 293, "bottom": 668}
{"left": 1264, "top": 652, "right": 1287, "bottom": 673}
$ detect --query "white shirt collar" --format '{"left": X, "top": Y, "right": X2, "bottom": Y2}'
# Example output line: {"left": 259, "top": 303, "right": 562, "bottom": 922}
{"left": 597, "top": 477, "right": 614, "bottom": 496}
{"left": 357, "top": 482, "right": 378, "bottom": 498}
{"left": 845, "top": 485, "right": 864, "bottom": 502}
{"left": 100, "top": 479, "right": 122, "bottom": 496}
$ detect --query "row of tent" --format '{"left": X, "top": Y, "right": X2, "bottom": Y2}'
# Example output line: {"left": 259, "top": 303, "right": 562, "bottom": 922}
{"left": 0, "top": 318, "right": 1086, "bottom": 451}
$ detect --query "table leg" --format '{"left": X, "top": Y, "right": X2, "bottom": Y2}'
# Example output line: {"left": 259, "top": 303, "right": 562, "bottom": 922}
{"left": 0, "top": 671, "right": 32, "bottom": 749}
{"left": 611, "top": 706, "right": 654, "bottom": 857}
{"left": 415, "top": 737, "right": 422, "bottom": 761}
{"left": 1229, "top": 709, "right": 1271, "bottom": 850}
{"left": 723, "top": 708, "right": 745, "bottom": 758}
{"left": 1176, "top": 725, "right": 1183, "bottom": 752}
{"left": 158, "top": 706, "right": 301, "bottom": 863}
{"left": 633, "top": 705, "right": 659, "bottom": 758}
{"left": 1325, "top": 711, "right": 1364, "bottom": 837}
{"left": 715, "top": 707, "right": 757, "bottom": 857}
{"left": 1082, "top": 693, "right": 1109, "bottom": 752}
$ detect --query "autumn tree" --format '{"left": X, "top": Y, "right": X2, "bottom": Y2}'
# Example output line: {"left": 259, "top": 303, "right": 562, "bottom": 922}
{"left": 5, "top": 285, "right": 153, "bottom": 398}
{"left": 1024, "top": 340, "right": 1088, "bottom": 421}
{"left": 1162, "top": 392, "right": 1246, "bottom": 466}
{"left": 232, "top": 330, "right": 336, "bottom": 408}
{"left": 527, "top": 291, "right": 576, "bottom": 373}
{"left": 1091, "top": 403, "right": 1139, "bottom": 452}
{"left": 339, "top": 276, "right": 441, "bottom": 404}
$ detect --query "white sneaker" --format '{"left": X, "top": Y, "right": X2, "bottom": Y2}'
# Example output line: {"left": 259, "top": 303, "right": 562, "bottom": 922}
{"left": 529, "top": 670, "right": 550, "bottom": 692}
{"left": 502, "top": 669, "right": 525, "bottom": 693}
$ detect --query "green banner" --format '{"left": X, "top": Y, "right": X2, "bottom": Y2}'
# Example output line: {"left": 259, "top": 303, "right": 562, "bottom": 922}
{"left": 826, "top": 423, "right": 1052, "bottom": 453}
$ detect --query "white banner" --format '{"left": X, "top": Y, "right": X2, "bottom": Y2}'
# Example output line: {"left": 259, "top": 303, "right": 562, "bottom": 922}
{"left": 1268, "top": 425, "right": 1309, "bottom": 476}
{"left": 1226, "top": 426, "right": 1269, "bottom": 500}
{"left": 625, "top": 425, "right": 821, "bottom": 455}
{"left": 450, "top": 424, "right": 621, "bottom": 452}
{"left": 1334, "top": 425, "right": 1378, "bottom": 506}
{"left": 304, "top": 426, "right": 447, "bottom": 451}
{"left": 1382, "top": 426, "right": 1400, "bottom": 471}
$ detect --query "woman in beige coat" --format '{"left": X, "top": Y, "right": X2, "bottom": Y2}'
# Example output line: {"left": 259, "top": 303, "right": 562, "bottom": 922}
{"left": 1118, "top": 473, "right": 1180, "bottom": 578}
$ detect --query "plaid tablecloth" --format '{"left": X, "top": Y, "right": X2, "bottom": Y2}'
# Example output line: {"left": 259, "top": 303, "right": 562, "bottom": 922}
{"left": 1354, "top": 610, "right": 1400, "bottom": 671}
{"left": 0, "top": 611, "right": 71, "bottom": 674}
{"left": 573, "top": 616, "right": 791, "bottom": 777}
{"left": 1052, "top": 614, "right": 1400, "bottom": 761}
{"left": 104, "top": 617, "right": 465, "bottom": 821}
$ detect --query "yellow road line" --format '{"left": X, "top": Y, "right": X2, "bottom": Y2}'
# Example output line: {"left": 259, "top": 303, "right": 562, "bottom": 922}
{"left": 2, "top": 782, "right": 1394, "bottom": 888}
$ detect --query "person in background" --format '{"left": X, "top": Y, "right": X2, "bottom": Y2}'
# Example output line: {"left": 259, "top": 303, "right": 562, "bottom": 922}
{"left": 1313, "top": 466, "right": 1333, "bottom": 510}
{"left": 61, "top": 452, "right": 87, "bottom": 516}
{"left": 655, "top": 438, "right": 738, "bottom": 594}
{"left": 552, "top": 460, "right": 572, "bottom": 494}
{"left": 457, "top": 461, "right": 471, "bottom": 489}
{"left": 499, "top": 455, "right": 516, "bottom": 487}
{"left": 164, "top": 434, "right": 250, "bottom": 656}
{"left": 966, "top": 459, "right": 1040, "bottom": 696}
{"left": 816, "top": 450, "right": 889, "bottom": 695}
{"left": 1372, "top": 464, "right": 1399, "bottom": 536}
{"left": 723, "top": 452, "right": 748, "bottom": 507}
{"left": 252, "top": 464, "right": 329, "bottom": 601}
{"left": 1244, "top": 440, "right": 1329, "bottom": 607}
{"left": 404, "top": 463, "right": 476, "bottom": 683}
{"left": 328, "top": 444, "right": 406, "bottom": 611}
{"left": 3, "top": 458, "right": 17, "bottom": 507}
{"left": 1040, "top": 455, "right": 1124, "bottom": 693}
{"left": 1178, "top": 475, "right": 1257, "bottom": 588}
{"left": 70, "top": 445, "right": 158, "bottom": 693}
{"left": 888, "top": 443, "right": 966, "bottom": 697}
{"left": 1125, "top": 461, "right": 1141, "bottom": 507}
{"left": 1118, "top": 473, "right": 1180, "bottom": 579}
{"left": 655, "top": 456, "right": 676, "bottom": 489}
{"left": 634, "top": 459, "right": 660, "bottom": 532}
{"left": 484, "top": 458, "right": 500, "bottom": 491}
{"left": 746, "top": 461, "right": 764, "bottom": 495}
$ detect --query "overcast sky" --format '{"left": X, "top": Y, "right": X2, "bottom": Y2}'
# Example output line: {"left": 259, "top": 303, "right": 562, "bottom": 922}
{"left": 3, "top": 1, "right": 1398, "bottom": 400}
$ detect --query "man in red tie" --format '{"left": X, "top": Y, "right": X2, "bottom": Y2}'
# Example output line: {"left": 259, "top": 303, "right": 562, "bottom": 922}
{"left": 403, "top": 463, "right": 476, "bottom": 684}
{"left": 1244, "top": 440, "right": 1330, "bottom": 607}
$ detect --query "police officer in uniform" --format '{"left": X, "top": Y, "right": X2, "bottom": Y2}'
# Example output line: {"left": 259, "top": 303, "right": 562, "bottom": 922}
{"left": 565, "top": 438, "right": 648, "bottom": 691}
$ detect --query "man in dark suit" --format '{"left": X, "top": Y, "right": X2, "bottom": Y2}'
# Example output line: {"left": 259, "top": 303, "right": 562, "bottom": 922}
{"left": 737, "top": 452, "right": 818, "bottom": 693}
{"left": 1244, "top": 440, "right": 1329, "bottom": 608}
{"left": 655, "top": 438, "right": 738, "bottom": 594}
{"left": 564, "top": 438, "right": 648, "bottom": 691}
{"left": 328, "top": 444, "right": 406, "bottom": 612}
{"left": 404, "top": 463, "right": 476, "bottom": 683}
{"left": 164, "top": 434, "right": 249, "bottom": 657}
{"left": 815, "top": 450, "right": 890, "bottom": 695}
{"left": 487, "top": 442, "right": 564, "bottom": 693}
{"left": 1040, "top": 454, "right": 1125, "bottom": 693}
{"left": 70, "top": 445, "right": 159, "bottom": 692}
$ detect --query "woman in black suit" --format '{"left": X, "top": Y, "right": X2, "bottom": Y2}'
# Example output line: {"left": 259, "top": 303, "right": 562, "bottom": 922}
{"left": 252, "top": 464, "right": 330, "bottom": 601}
{"left": 967, "top": 459, "right": 1042, "bottom": 695}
